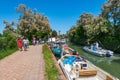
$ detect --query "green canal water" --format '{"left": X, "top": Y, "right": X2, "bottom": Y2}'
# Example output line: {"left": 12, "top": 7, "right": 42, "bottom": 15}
{"left": 69, "top": 44, "right": 120, "bottom": 79}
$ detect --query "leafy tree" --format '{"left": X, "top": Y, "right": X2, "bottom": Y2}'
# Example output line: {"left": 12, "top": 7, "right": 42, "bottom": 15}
{"left": 62, "top": 0, "right": 120, "bottom": 53}
{"left": 3, "top": 20, "right": 14, "bottom": 33}
{"left": 101, "top": 0, "right": 120, "bottom": 52}
{"left": 0, "top": 33, "right": 2, "bottom": 37}
{"left": 16, "top": 4, "right": 51, "bottom": 40}
{"left": 77, "top": 12, "right": 95, "bottom": 43}
{"left": 102, "top": 0, "right": 120, "bottom": 26}
{"left": 2, "top": 20, "right": 18, "bottom": 49}
{"left": 67, "top": 25, "right": 77, "bottom": 42}
{"left": 3, "top": 20, "right": 19, "bottom": 37}
{"left": 77, "top": 12, "right": 94, "bottom": 25}
{"left": 67, "top": 12, "right": 118, "bottom": 52}
{"left": 75, "top": 25, "right": 87, "bottom": 45}
{"left": 51, "top": 30, "right": 57, "bottom": 37}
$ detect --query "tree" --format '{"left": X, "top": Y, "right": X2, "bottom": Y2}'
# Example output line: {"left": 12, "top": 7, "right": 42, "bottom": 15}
{"left": 67, "top": 25, "right": 77, "bottom": 42}
{"left": 3, "top": 20, "right": 19, "bottom": 37}
{"left": 101, "top": 0, "right": 120, "bottom": 52}
{"left": 102, "top": 0, "right": 120, "bottom": 26}
{"left": 0, "top": 33, "right": 2, "bottom": 37}
{"left": 16, "top": 4, "right": 51, "bottom": 40}
{"left": 2, "top": 20, "right": 18, "bottom": 49}
{"left": 68, "top": 12, "right": 116, "bottom": 46}
{"left": 3, "top": 20, "right": 14, "bottom": 32}
{"left": 67, "top": 0, "right": 120, "bottom": 53}
{"left": 77, "top": 12, "right": 94, "bottom": 25}
{"left": 51, "top": 30, "right": 57, "bottom": 37}
{"left": 77, "top": 12, "right": 95, "bottom": 43}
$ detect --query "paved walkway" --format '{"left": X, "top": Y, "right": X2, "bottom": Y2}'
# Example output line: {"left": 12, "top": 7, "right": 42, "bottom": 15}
{"left": 0, "top": 45, "right": 46, "bottom": 80}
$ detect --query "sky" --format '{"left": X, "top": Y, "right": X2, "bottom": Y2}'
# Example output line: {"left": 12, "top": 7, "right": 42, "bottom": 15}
{"left": 0, "top": 0, "right": 105, "bottom": 34}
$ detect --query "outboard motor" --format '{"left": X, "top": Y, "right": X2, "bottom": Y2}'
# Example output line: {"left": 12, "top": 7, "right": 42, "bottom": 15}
{"left": 106, "top": 51, "right": 112, "bottom": 57}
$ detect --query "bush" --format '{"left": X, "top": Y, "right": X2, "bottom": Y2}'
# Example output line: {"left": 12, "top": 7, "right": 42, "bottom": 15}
{"left": 7, "top": 37, "right": 17, "bottom": 49}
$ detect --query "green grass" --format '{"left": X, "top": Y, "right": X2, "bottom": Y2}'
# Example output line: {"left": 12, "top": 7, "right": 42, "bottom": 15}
{"left": 0, "top": 48, "right": 18, "bottom": 60}
{"left": 42, "top": 44, "right": 59, "bottom": 80}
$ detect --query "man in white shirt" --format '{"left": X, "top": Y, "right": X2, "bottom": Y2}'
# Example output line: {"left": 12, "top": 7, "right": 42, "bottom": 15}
{"left": 23, "top": 38, "right": 28, "bottom": 51}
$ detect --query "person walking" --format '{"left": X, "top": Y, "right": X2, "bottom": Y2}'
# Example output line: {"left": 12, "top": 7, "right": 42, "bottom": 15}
{"left": 26, "top": 38, "right": 29, "bottom": 48}
{"left": 32, "top": 36, "right": 36, "bottom": 46}
{"left": 23, "top": 38, "right": 28, "bottom": 51}
{"left": 17, "top": 37, "right": 23, "bottom": 51}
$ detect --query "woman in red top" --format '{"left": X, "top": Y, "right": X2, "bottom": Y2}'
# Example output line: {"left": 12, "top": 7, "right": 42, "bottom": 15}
{"left": 17, "top": 37, "right": 23, "bottom": 51}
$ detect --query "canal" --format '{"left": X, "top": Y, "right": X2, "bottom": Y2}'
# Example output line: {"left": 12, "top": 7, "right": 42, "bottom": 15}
{"left": 68, "top": 43, "right": 120, "bottom": 79}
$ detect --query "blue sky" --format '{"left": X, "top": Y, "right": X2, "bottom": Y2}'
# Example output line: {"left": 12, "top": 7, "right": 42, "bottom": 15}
{"left": 0, "top": 0, "right": 105, "bottom": 34}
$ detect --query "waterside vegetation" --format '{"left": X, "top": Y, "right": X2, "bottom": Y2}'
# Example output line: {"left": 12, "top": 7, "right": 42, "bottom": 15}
{"left": 42, "top": 44, "right": 59, "bottom": 80}
{"left": 67, "top": 0, "right": 120, "bottom": 53}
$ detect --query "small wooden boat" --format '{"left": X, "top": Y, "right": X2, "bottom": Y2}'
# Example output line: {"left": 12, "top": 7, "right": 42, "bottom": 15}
{"left": 83, "top": 46, "right": 114, "bottom": 57}
{"left": 58, "top": 46, "right": 118, "bottom": 80}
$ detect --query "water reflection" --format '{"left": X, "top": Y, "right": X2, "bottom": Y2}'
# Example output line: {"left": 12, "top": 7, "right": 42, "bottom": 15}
{"left": 112, "top": 59, "right": 120, "bottom": 63}
{"left": 91, "top": 55, "right": 120, "bottom": 64}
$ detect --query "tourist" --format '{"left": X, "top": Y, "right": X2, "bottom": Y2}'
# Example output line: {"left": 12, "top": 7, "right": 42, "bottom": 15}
{"left": 23, "top": 37, "right": 28, "bottom": 51}
{"left": 32, "top": 36, "right": 36, "bottom": 46}
{"left": 17, "top": 37, "right": 23, "bottom": 51}
{"left": 36, "top": 37, "right": 39, "bottom": 45}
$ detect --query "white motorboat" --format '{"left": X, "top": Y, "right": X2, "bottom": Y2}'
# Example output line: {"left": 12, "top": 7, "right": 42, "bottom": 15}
{"left": 83, "top": 46, "right": 114, "bottom": 57}
{"left": 58, "top": 54, "right": 118, "bottom": 80}
{"left": 58, "top": 46, "right": 118, "bottom": 80}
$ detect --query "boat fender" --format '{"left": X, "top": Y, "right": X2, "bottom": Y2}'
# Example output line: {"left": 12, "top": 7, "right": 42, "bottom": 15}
{"left": 73, "top": 62, "right": 81, "bottom": 78}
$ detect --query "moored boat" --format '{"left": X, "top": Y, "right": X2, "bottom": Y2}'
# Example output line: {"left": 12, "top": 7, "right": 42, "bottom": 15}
{"left": 51, "top": 43, "right": 61, "bottom": 57}
{"left": 83, "top": 46, "right": 114, "bottom": 57}
{"left": 51, "top": 42, "right": 67, "bottom": 57}
{"left": 58, "top": 46, "right": 118, "bottom": 80}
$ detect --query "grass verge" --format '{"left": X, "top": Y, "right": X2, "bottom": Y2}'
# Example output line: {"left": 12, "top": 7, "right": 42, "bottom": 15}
{"left": 42, "top": 44, "right": 59, "bottom": 80}
{"left": 0, "top": 48, "right": 18, "bottom": 60}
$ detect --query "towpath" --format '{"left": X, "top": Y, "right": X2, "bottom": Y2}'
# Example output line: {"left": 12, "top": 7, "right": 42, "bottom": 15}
{"left": 0, "top": 45, "right": 46, "bottom": 80}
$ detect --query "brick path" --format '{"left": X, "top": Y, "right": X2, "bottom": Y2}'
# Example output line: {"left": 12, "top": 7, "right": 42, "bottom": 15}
{"left": 0, "top": 45, "right": 46, "bottom": 80}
